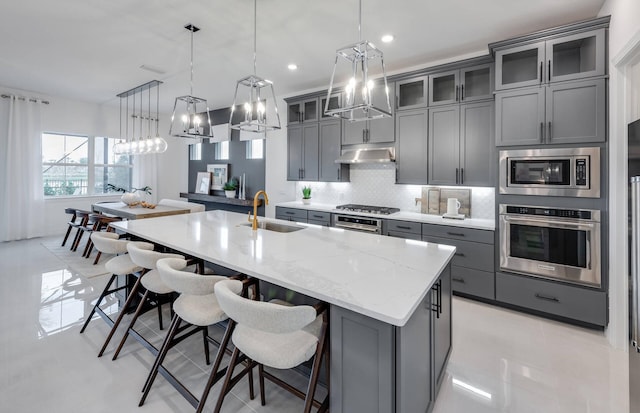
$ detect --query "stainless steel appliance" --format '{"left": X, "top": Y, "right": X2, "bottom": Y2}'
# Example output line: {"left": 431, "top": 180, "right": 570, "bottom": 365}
{"left": 499, "top": 204, "right": 601, "bottom": 287}
{"left": 333, "top": 214, "right": 383, "bottom": 234}
{"left": 499, "top": 147, "right": 600, "bottom": 198}
{"left": 628, "top": 118, "right": 640, "bottom": 412}
{"left": 335, "top": 204, "right": 400, "bottom": 215}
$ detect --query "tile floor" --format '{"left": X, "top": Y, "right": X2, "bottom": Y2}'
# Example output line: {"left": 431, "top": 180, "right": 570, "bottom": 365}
{"left": 0, "top": 237, "right": 629, "bottom": 412}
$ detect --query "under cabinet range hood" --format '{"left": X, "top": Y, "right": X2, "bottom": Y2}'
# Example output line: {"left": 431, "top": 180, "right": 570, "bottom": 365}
{"left": 335, "top": 147, "right": 395, "bottom": 164}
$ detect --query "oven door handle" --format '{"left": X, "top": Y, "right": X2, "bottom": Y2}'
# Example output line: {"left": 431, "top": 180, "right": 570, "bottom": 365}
{"left": 334, "top": 223, "right": 380, "bottom": 233}
{"left": 502, "top": 215, "right": 595, "bottom": 229}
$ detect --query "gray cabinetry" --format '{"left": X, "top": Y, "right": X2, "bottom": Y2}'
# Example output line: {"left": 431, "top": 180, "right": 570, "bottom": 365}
{"left": 275, "top": 206, "right": 331, "bottom": 226}
{"left": 396, "top": 76, "right": 429, "bottom": 111}
{"left": 287, "top": 97, "right": 319, "bottom": 124}
{"left": 385, "top": 219, "right": 422, "bottom": 240}
{"left": 330, "top": 265, "right": 452, "bottom": 413}
{"left": 287, "top": 123, "right": 319, "bottom": 181}
{"left": 495, "top": 41, "right": 545, "bottom": 90}
{"left": 319, "top": 119, "right": 349, "bottom": 182}
{"left": 321, "top": 93, "right": 341, "bottom": 121}
{"left": 395, "top": 108, "right": 428, "bottom": 184}
{"left": 342, "top": 84, "right": 396, "bottom": 145}
{"left": 422, "top": 224, "right": 495, "bottom": 300}
{"left": 307, "top": 210, "right": 331, "bottom": 226}
{"left": 495, "top": 271, "right": 607, "bottom": 327}
{"left": 429, "top": 64, "right": 493, "bottom": 106}
{"left": 429, "top": 101, "right": 494, "bottom": 186}
{"left": 496, "top": 78, "right": 606, "bottom": 146}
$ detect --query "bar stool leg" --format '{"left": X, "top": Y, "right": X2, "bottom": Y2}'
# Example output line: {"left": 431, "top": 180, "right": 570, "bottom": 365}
{"left": 111, "top": 289, "right": 150, "bottom": 360}
{"left": 97, "top": 276, "right": 143, "bottom": 357}
{"left": 303, "top": 321, "right": 328, "bottom": 413}
{"left": 79, "top": 274, "right": 117, "bottom": 333}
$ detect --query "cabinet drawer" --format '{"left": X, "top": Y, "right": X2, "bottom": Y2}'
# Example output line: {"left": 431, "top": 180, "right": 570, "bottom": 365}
{"left": 275, "top": 207, "right": 307, "bottom": 221}
{"left": 307, "top": 210, "right": 331, "bottom": 223}
{"left": 451, "top": 267, "right": 495, "bottom": 300}
{"left": 387, "top": 230, "right": 422, "bottom": 241}
{"left": 495, "top": 272, "right": 607, "bottom": 326}
{"left": 307, "top": 219, "right": 330, "bottom": 227}
{"left": 422, "top": 235, "right": 494, "bottom": 272}
{"left": 422, "top": 223, "right": 494, "bottom": 244}
{"left": 387, "top": 220, "right": 422, "bottom": 235}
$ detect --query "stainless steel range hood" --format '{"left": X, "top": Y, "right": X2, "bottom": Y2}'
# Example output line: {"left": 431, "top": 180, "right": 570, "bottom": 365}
{"left": 335, "top": 147, "right": 395, "bottom": 164}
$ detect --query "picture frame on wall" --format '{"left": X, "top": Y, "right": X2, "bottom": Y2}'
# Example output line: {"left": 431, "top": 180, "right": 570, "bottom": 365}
{"left": 195, "top": 172, "right": 212, "bottom": 194}
{"left": 207, "top": 164, "right": 228, "bottom": 190}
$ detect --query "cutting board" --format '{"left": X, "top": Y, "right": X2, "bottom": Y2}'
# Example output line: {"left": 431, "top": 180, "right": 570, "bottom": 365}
{"left": 439, "top": 188, "right": 471, "bottom": 217}
{"left": 416, "top": 187, "right": 441, "bottom": 215}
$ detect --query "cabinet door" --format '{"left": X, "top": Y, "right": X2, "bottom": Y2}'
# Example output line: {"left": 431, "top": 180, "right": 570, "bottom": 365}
{"left": 321, "top": 93, "right": 341, "bottom": 121}
{"left": 395, "top": 109, "right": 428, "bottom": 184}
{"left": 287, "top": 98, "right": 319, "bottom": 124}
{"left": 428, "top": 106, "right": 460, "bottom": 185}
{"left": 495, "top": 41, "right": 545, "bottom": 90}
{"left": 368, "top": 83, "right": 396, "bottom": 144}
{"left": 460, "top": 64, "right": 493, "bottom": 102}
{"left": 287, "top": 125, "right": 304, "bottom": 180}
{"left": 432, "top": 266, "right": 452, "bottom": 390}
{"left": 319, "top": 120, "right": 348, "bottom": 182}
{"left": 396, "top": 76, "right": 429, "bottom": 110}
{"left": 545, "top": 78, "right": 606, "bottom": 144}
{"left": 302, "top": 123, "right": 319, "bottom": 181}
{"left": 287, "top": 101, "right": 303, "bottom": 125}
{"left": 460, "top": 101, "right": 494, "bottom": 186}
{"left": 429, "top": 70, "right": 460, "bottom": 106}
{"left": 495, "top": 87, "right": 545, "bottom": 146}
{"left": 342, "top": 119, "right": 366, "bottom": 145}
{"left": 547, "top": 28, "right": 606, "bottom": 83}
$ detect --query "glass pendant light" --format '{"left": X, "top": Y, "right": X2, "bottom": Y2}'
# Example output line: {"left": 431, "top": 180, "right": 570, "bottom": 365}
{"left": 169, "top": 24, "right": 213, "bottom": 142}
{"left": 229, "top": 0, "right": 281, "bottom": 137}
{"left": 325, "top": 0, "right": 392, "bottom": 122}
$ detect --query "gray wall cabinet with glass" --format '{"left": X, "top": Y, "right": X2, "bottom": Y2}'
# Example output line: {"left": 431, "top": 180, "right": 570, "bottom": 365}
{"left": 287, "top": 123, "right": 319, "bottom": 181}
{"left": 396, "top": 76, "right": 429, "bottom": 111}
{"left": 428, "top": 64, "right": 493, "bottom": 106}
{"left": 287, "top": 97, "right": 319, "bottom": 125}
{"left": 495, "top": 78, "right": 606, "bottom": 146}
{"left": 342, "top": 83, "right": 396, "bottom": 145}
{"left": 494, "top": 28, "right": 606, "bottom": 90}
{"left": 428, "top": 101, "right": 495, "bottom": 186}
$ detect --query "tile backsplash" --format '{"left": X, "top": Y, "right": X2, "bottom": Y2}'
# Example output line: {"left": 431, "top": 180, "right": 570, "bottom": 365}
{"left": 296, "top": 163, "right": 495, "bottom": 219}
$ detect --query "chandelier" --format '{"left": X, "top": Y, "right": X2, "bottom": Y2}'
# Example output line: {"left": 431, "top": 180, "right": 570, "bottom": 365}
{"left": 169, "top": 24, "right": 214, "bottom": 142}
{"left": 324, "top": 0, "right": 392, "bottom": 122}
{"left": 229, "top": 0, "right": 281, "bottom": 137}
{"left": 113, "top": 80, "right": 167, "bottom": 155}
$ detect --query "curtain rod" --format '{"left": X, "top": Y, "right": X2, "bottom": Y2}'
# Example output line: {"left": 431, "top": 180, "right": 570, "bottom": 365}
{"left": 1, "top": 94, "right": 49, "bottom": 105}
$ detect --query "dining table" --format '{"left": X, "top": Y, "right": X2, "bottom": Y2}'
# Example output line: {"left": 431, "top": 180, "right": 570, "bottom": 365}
{"left": 91, "top": 201, "right": 190, "bottom": 220}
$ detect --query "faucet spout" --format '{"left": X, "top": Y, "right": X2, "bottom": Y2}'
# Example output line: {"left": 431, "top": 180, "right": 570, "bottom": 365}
{"left": 251, "top": 190, "right": 269, "bottom": 230}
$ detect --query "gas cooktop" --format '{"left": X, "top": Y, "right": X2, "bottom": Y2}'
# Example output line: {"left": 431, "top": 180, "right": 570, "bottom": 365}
{"left": 335, "top": 204, "right": 400, "bottom": 215}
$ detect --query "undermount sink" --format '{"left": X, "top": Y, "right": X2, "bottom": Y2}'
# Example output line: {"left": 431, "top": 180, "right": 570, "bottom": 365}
{"left": 241, "top": 221, "right": 305, "bottom": 233}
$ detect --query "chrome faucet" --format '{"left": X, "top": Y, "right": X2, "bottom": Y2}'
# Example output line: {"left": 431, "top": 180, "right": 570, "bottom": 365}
{"left": 248, "top": 190, "right": 269, "bottom": 230}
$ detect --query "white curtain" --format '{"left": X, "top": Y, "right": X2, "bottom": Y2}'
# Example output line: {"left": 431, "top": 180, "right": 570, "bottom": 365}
{"left": 0, "top": 96, "right": 45, "bottom": 241}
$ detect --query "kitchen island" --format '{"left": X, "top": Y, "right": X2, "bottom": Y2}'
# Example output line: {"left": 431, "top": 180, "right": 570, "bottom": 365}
{"left": 111, "top": 210, "right": 455, "bottom": 412}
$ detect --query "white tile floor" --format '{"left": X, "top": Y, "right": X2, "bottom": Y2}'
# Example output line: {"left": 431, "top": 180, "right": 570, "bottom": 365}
{"left": 0, "top": 237, "right": 629, "bottom": 412}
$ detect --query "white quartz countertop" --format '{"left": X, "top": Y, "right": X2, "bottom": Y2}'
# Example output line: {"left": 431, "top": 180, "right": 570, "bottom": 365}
{"left": 277, "top": 201, "right": 495, "bottom": 230}
{"left": 111, "top": 210, "right": 455, "bottom": 326}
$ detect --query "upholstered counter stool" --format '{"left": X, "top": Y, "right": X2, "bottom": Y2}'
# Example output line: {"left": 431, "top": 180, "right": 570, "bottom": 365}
{"left": 79, "top": 233, "right": 153, "bottom": 335}
{"left": 83, "top": 215, "right": 123, "bottom": 262}
{"left": 213, "top": 279, "right": 329, "bottom": 413}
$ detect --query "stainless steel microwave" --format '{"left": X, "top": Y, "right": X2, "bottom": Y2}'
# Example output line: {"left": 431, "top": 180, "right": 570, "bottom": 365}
{"left": 499, "top": 147, "right": 600, "bottom": 198}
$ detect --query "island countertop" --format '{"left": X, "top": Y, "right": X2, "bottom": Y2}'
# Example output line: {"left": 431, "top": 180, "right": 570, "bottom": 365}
{"left": 111, "top": 210, "right": 455, "bottom": 326}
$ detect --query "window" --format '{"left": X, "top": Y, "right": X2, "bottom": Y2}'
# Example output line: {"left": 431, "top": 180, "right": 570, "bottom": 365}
{"left": 42, "top": 133, "right": 131, "bottom": 197}
{"left": 189, "top": 143, "right": 202, "bottom": 161}
{"left": 215, "top": 141, "right": 230, "bottom": 160}
{"left": 246, "top": 139, "right": 263, "bottom": 159}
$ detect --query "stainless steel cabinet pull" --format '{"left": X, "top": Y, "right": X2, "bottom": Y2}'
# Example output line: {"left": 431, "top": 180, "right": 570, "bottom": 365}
{"left": 461, "top": 168, "right": 464, "bottom": 184}
{"left": 534, "top": 293, "right": 559, "bottom": 303}
{"left": 540, "top": 122, "right": 544, "bottom": 142}
{"left": 285, "top": 211, "right": 294, "bottom": 215}
{"left": 337, "top": 168, "right": 340, "bottom": 181}
{"left": 455, "top": 85, "right": 459, "bottom": 102}
{"left": 455, "top": 168, "right": 459, "bottom": 184}
{"left": 446, "top": 232, "right": 465, "bottom": 237}
{"left": 397, "top": 225, "right": 411, "bottom": 230}
{"left": 548, "top": 121, "right": 552, "bottom": 140}
{"left": 539, "top": 62, "right": 543, "bottom": 83}
{"left": 461, "top": 84, "right": 464, "bottom": 101}
{"left": 312, "top": 215, "right": 323, "bottom": 219}
{"left": 548, "top": 60, "right": 551, "bottom": 82}
{"left": 362, "top": 129, "right": 365, "bottom": 142}
{"left": 452, "top": 277, "right": 465, "bottom": 284}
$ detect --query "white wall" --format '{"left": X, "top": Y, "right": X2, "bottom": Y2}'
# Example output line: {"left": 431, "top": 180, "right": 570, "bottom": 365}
{"left": 596, "top": 0, "right": 640, "bottom": 350}
{"left": 0, "top": 85, "right": 188, "bottom": 237}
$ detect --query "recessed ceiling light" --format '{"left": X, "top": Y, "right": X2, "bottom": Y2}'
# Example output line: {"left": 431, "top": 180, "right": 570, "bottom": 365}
{"left": 381, "top": 34, "right": 394, "bottom": 43}
{"left": 288, "top": 63, "right": 298, "bottom": 71}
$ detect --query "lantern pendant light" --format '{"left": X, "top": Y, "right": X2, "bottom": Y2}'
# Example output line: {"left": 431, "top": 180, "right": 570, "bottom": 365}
{"left": 229, "top": 0, "right": 281, "bottom": 137}
{"left": 169, "top": 24, "right": 213, "bottom": 142}
{"left": 325, "top": 0, "right": 392, "bottom": 122}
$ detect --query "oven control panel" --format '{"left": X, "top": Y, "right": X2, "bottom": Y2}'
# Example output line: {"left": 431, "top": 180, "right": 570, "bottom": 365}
{"left": 504, "top": 205, "right": 593, "bottom": 220}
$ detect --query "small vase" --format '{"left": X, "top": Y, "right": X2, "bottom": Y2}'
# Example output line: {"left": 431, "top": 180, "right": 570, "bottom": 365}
{"left": 302, "top": 198, "right": 311, "bottom": 205}
{"left": 121, "top": 192, "right": 140, "bottom": 205}
{"left": 225, "top": 190, "right": 236, "bottom": 199}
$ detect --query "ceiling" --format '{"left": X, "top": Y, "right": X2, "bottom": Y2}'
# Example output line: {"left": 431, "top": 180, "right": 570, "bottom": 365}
{"left": 0, "top": 0, "right": 606, "bottom": 113}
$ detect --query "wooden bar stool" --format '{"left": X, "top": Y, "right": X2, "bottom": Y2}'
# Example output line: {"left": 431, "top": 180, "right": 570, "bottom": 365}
{"left": 61, "top": 208, "right": 80, "bottom": 247}
{"left": 83, "top": 215, "right": 123, "bottom": 262}
{"left": 69, "top": 209, "right": 91, "bottom": 250}
{"left": 212, "top": 279, "right": 329, "bottom": 413}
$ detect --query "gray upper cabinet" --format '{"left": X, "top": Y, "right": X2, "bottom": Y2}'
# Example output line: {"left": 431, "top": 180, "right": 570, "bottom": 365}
{"left": 287, "top": 97, "right": 319, "bottom": 125}
{"left": 495, "top": 28, "right": 606, "bottom": 90}
{"left": 396, "top": 76, "right": 429, "bottom": 111}
{"left": 495, "top": 87, "right": 545, "bottom": 146}
{"left": 395, "top": 108, "right": 428, "bottom": 184}
{"left": 320, "top": 93, "right": 341, "bottom": 121}
{"left": 319, "top": 119, "right": 349, "bottom": 182}
{"left": 429, "top": 64, "right": 493, "bottom": 107}
{"left": 287, "top": 123, "right": 319, "bottom": 181}
{"left": 342, "top": 83, "right": 396, "bottom": 145}
{"left": 429, "top": 101, "right": 494, "bottom": 186}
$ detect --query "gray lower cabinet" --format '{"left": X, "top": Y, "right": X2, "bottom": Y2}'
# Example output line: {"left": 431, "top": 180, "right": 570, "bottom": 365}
{"left": 275, "top": 207, "right": 331, "bottom": 226}
{"left": 331, "top": 264, "right": 452, "bottom": 413}
{"left": 307, "top": 210, "right": 331, "bottom": 226}
{"left": 496, "top": 78, "right": 606, "bottom": 146}
{"left": 385, "top": 219, "right": 423, "bottom": 240}
{"left": 395, "top": 108, "right": 428, "bottom": 184}
{"left": 287, "top": 123, "right": 319, "bottom": 181}
{"left": 423, "top": 224, "right": 495, "bottom": 300}
{"left": 319, "top": 119, "right": 349, "bottom": 182}
{"left": 428, "top": 101, "right": 494, "bottom": 186}
{"left": 495, "top": 271, "right": 607, "bottom": 327}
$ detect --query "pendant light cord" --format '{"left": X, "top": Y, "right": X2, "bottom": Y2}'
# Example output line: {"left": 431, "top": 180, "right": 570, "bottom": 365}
{"left": 190, "top": 26, "right": 195, "bottom": 96}
{"left": 253, "top": 0, "right": 257, "bottom": 76}
{"left": 156, "top": 84, "right": 160, "bottom": 136}
{"left": 358, "top": 0, "right": 362, "bottom": 42}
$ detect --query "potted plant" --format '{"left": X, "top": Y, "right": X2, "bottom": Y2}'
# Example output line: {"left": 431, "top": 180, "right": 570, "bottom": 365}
{"left": 107, "top": 184, "right": 152, "bottom": 205}
{"left": 302, "top": 186, "right": 312, "bottom": 205}
{"left": 223, "top": 179, "right": 238, "bottom": 198}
